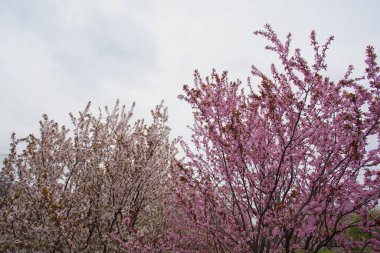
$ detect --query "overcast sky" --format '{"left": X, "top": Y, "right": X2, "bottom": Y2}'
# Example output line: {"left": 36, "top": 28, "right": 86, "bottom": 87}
{"left": 1, "top": 0, "right": 380, "bottom": 155}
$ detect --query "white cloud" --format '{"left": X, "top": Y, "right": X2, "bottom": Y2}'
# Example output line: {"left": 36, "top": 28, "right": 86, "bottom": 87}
{"left": 1, "top": 0, "right": 379, "bottom": 153}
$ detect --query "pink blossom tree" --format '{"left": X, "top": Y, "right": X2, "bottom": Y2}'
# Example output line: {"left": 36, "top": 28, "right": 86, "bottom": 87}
{"left": 173, "top": 25, "right": 380, "bottom": 252}
{"left": 0, "top": 101, "right": 177, "bottom": 252}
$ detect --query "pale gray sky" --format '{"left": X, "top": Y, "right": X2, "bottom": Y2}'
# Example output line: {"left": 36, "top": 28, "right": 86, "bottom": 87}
{"left": 1, "top": 0, "right": 380, "bottom": 154}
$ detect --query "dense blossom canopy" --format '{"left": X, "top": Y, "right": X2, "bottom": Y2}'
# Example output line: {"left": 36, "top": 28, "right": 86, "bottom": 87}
{"left": 0, "top": 101, "right": 177, "bottom": 252}
{"left": 172, "top": 25, "right": 380, "bottom": 252}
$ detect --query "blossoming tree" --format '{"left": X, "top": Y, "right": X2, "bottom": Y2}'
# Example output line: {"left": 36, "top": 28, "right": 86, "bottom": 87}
{"left": 174, "top": 25, "right": 380, "bottom": 252}
{"left": 0, "top": 101, "right": 177, "bottom": 252}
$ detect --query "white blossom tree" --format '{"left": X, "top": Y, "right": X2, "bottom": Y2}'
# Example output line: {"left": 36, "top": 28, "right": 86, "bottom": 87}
{"left": 0, "top": 101, "right": 177, "bottom": 252}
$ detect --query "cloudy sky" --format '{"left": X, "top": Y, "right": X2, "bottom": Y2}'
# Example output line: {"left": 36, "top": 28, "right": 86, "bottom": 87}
{"left": 0, "top": 0, "right": 380, "bottom": 155}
